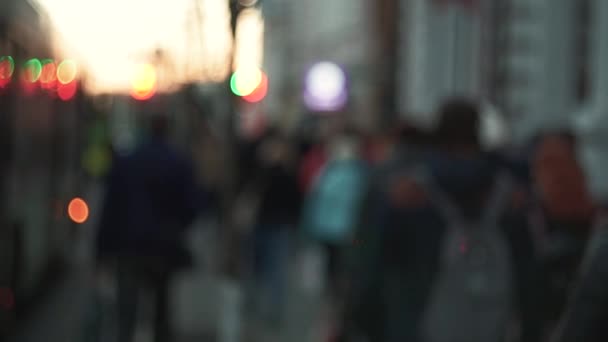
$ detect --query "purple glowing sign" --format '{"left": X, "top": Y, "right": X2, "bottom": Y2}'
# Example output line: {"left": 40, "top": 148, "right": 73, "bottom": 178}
{"left": 303, "top": 62, "right": 348, "bottom": 112}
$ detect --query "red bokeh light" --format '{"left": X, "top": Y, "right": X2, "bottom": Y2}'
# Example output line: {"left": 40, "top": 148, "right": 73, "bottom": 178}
{"left": 242, "top": 72, "right": 268, "bottom": 103}
{"left": 58, "top": 81, "right": 77, "bottom": 101}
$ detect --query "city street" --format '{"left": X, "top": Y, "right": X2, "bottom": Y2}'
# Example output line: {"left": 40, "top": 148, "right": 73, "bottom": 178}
{"left": 7, "top": 185, "right": 330, "bottom": 342}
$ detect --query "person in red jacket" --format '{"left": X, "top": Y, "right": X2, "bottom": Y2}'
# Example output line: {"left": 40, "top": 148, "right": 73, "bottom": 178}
{"left": 299, "top": 144, "right": 328, "bottom": 193}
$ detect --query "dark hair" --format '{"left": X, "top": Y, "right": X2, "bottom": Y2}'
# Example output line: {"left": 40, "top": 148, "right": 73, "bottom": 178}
{"left": 435, "top": 97, "right": 480, "bottom": 148}
{"left": 397, "top": 121, "right": 434, "bottom": 146}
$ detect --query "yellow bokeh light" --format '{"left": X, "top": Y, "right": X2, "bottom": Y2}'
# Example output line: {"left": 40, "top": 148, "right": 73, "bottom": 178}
{"left": 131, "top": 63, "right": 157, "bottom": 92}
{"left": 232, "top": 67, "right": 262, "bottom": 96}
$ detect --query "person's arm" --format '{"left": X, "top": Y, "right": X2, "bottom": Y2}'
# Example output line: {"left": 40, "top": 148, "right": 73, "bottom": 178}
{"left": 553, "top": 228, "right": 608, "bottom": 342}
{"left": 95, "top": 159, "right": 124, "bottom": 265}
{"left": 341, "top": 185, "right": 387, "bottom": 340}
{"left": 501, "top": 207, "right": 544, "bottom": 342}
{"left": 177, "top": 159, "right": 203, "bottom": 230}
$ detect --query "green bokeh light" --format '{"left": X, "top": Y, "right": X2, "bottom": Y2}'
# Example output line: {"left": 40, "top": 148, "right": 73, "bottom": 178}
{"left": 230, "top": 72, "right": 242, "bottom": 96}
{"left": 230, "top": 68, "right": 262, "bottom": 97}
{"left": 24, "top": 58, "right": 42, "bottom": 82}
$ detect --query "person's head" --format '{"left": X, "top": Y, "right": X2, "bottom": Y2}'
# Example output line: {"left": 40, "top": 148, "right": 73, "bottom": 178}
{"left": 533, "top": 130, "right": 595, "bottom": 222}
{"left": 434, "top": 97, "right": 481, "bottom": 151}
{"left": 397, "top": 120, "right": 434, "bottom": 147}
{"left": 258, "top": 127, "right": 293, "bottom": 165}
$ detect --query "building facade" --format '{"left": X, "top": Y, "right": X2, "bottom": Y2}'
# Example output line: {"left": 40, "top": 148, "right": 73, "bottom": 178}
{"left": 397, "top": 0, "right": 608, "bottom": 143}
{"left": 262, "top": 0, "right": 380, "bottom": 130}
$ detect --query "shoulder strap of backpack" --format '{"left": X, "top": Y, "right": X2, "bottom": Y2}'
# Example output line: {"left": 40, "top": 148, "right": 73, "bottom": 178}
{"left": 479, "top": 172, "right": 514, "bottom": 229}
{"left": 411, "top": 165, "right": 513, "bottom": 231}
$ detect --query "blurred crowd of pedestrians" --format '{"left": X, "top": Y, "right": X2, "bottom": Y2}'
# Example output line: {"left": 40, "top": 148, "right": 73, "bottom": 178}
{"left": 91, "top": 95, "right": 608, "bottom": 342}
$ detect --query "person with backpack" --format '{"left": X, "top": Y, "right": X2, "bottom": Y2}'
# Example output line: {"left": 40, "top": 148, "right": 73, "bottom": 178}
{"left": 95, "top": 112, "right": 202, "bottom": 342}
{"left": 301, "top": 127, "right": 370, "bottom": 299}
{"left": 341, "top": 98, "right": 542, "bottom": 342}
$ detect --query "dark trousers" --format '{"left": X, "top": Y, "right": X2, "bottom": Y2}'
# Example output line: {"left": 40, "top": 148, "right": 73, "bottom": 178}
{"left": 116, "top": 257, "right": 171, "bottom": 342}
{"left": 251, "top": 226, "right": 290, "bottom": 322}
{"left": 323, "top": 242, "right": 343, "bottom": 299}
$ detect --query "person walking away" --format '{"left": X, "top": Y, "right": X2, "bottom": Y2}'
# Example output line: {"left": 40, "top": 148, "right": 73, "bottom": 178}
{"left": 248, "top": 129, "right": 302, "bottom": 329}
{"left": 531, "top": 131, "right": 595, "bottom": 336}
{"left": 342, "top": 98, "right": 542, "bottom": 342}
{"left": 550, "top": 112, "right": 608, "bottom": 342}
{"left": 300, "top": 127, "right": 370, "bottom": 341}
{"left": 301, "top": 128, "right": 369, "bottom": 300}
{"left": 551, "top": 199, "right": 608, "bottom": 341}
{"left": 95, "top": 113, "right": 200, "bottom": 342}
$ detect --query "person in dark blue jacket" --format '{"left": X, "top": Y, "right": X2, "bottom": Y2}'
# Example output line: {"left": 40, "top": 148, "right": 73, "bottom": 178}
{"left": 96, "top": 113, "right": 201, "bottom": 342}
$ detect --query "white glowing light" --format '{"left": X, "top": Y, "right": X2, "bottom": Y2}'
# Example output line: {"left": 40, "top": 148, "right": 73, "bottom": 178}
{"left": 307, "top": 62, "right": 345, "bottom": 100}
{"left": 304, "top": 61, "right": 348, "bottom": 112}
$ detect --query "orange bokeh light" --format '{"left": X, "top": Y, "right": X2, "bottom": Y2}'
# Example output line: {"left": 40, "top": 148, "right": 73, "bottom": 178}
{"left": 0, "top": 59, "right": 12, "bottom": 88}
{"left": 131, "top": 87, "right": 156, "bottom": 100}
{"left": 68, "top": 197, "right": 89, "bottom": 224}
{"left": 40, "top": 62, "right": 57, "bottom": 90}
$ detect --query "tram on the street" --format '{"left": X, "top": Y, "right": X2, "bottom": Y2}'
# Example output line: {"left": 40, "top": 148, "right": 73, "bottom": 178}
{"left": 0, "top": 0, "right": 88, "bottom": 326}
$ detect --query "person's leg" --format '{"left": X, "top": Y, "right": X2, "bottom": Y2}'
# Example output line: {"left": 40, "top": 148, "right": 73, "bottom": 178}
{"left": 153, "top": 274, "right": 171, "bottom": 342}
{"left": 250, "top": 227, "right": 279, "bottom": 321}
{"left": 325, "top": 243, "right": 339, "bottom": 298}
{"left": 117, "top": 261, "right": 140, "bottom": 342}
{"left": 266, "top": 228, "right": 290, "bottom": 325}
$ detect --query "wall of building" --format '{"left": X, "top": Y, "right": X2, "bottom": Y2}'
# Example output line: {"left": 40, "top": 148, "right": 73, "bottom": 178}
{"left": 398, "top": 0, "right": 483, "bottom": 129}
{"left": 575, "top": 0, "right": 608, "bottom": 203}
{"left": 262, "top": 0, "right": 379, "bottom": 130}
{"left": 396, "top": 0, "right": 605, "bottom": 144}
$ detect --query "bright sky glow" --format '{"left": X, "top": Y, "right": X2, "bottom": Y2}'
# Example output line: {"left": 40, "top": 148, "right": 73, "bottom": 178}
{"left": 36, "top": 0, "right": 236, "bottom": 94}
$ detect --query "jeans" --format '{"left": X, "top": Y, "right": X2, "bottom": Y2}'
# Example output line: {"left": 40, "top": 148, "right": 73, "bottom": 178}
{"left": 251, "top": 226, "right": 291, "bottom": 323}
